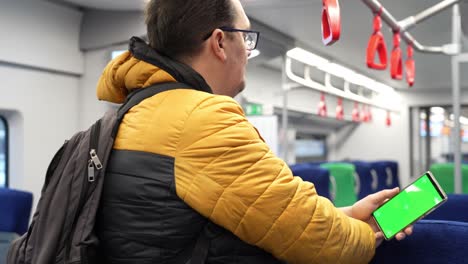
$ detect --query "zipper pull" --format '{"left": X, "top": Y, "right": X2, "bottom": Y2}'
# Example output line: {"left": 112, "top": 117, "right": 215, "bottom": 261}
{"left": 88, "top": 160, "right": 95, "bottom": 182}
{"left": 90, "top": 149, "right": 103, "bottom": 170}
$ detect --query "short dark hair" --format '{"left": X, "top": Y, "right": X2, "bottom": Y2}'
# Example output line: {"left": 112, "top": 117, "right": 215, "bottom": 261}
{"left": 145, "top": 0, "right": 236, "bottom": 60}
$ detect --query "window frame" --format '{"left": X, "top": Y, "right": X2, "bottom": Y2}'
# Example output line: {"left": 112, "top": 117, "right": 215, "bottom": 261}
{"left": 0, "top": 116, "right": 8, "bottom": 187}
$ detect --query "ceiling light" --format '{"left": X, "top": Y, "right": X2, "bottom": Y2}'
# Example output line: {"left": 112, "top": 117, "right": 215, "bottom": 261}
{"left": 286, "top": 48, "right": 329, "bottom": 68}
{"left": 461, "top": 117, "right": 468, "bottom": 125}
{"left": 430, "top": 114, "right": 445, "bottom": 123}
{"left": 431, "top": 107, "right": 445, "bottom": 115}
{"left": 449, "top": 114, "right": 468, "bottom": 125}
{"left": 248, "top": 49, "right": 261, "bottom": 60}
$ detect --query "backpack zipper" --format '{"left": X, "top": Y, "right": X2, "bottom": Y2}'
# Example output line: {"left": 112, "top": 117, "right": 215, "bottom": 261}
{"left": 87, "top": 119, "right": 102, "bottom": 182}
{"left": 87, "top": 149, "right": 102, "bottom": 182}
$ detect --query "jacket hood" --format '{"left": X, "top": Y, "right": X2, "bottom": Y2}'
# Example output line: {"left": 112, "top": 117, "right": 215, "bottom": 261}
{"left": 97, "top": 37, "right": 212, "bottom": 104}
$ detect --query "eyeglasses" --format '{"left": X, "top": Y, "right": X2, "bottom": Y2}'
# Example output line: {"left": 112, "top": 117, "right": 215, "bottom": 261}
{"left": 203, "top": 27, "right": 260, "bottom": 51}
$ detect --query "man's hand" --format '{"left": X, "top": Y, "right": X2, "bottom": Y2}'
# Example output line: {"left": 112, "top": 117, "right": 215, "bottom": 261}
{"left": 341, "top": 188, "right": 413, "bottom": 247}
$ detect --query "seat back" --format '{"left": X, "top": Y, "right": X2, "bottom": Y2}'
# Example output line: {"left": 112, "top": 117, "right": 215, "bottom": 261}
{"left": 371, "top": 220, "right": 468, "bottom": 263}
{"left": 320, "top": 163, "right": 357, "bottom": 207}
{"left": 424, "top": 194, "right": 468, "bottom": 222}
{"left": 0, "top": 188, "right": 33, "bottom": 235}
{"left": 350, "top": 161, "right": 376, "bottom": 199}
{"left": 290, "top": 164, "right": 331, "bottom": 201}
{"left": 370, "top": 161, "right": 398, "bottom": 191}
{"left": 429, "top": 163, "right": 468, "bottom": 194}
{"left": 371, "top": 160, "right": 400, "bottom": 189}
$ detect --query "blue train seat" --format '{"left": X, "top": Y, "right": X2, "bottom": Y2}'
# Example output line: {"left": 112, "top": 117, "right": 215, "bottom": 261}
{"left": 371, "top": 220, "right": 468, "bottom": 263}
{"left": 371, "top": 161, "right": 400, "bottom": 189}
{"left": 424, "top": 194, "right": 468, "bottom": 223}
{"left": 0, "top": 188, "right": 33, "bottom": 235}
{"left": 290, "top": 164, "right": 332, "bottom": 201}
{"left": 349, "top": 161, "right": 377, "bottom": 199}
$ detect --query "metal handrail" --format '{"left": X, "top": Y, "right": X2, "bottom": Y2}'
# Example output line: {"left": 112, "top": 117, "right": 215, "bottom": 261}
{"left": 362, "top": 0, "right": 462, "bottom": 55}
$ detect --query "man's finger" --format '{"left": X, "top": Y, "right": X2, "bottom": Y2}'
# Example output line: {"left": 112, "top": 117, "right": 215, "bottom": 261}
{"left": 369, "top": 187, "right": 400, "bottom": 204}
{"left": 375, "top": 231, "right": 384, "bottom": 239}
{"left": 404, "top": 226, "right": 413, "bottom": 236}
{"left": 395, "top": 232, "right": 406, "bottom": 241}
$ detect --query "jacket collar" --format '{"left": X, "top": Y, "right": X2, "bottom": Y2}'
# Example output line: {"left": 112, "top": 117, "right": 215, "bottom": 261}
{"left": 129, "top": 37, "right": 213, "bottom": 94}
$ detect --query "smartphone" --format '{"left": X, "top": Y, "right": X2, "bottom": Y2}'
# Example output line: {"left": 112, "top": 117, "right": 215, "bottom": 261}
{"left": 372, "top": 171, "right": 447, "bottom": 240}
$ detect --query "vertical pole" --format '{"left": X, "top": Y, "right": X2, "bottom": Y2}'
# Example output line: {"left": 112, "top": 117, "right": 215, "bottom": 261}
{"left": 410, "top": 107, "right": 414, "bottom": 177}
{"left": 418, "top": 109, "right": 424, "bottom": 173}
{"left": 282, "top": 56, "right": 289, "bottom": 163}
{"left": 452, "top": 4, "right": 462, "bottom": 194}
{"left": 425, "top": 108, "right": 432, "bottom": 171}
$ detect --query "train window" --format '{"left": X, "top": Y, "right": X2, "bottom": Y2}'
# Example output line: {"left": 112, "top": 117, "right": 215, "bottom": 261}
{"left": 410, "top": 105, "right": 468, "bottom": 176}
{"left": 295, "top": 134, "right": 327, "bottom": 163}
{"left": 0, "top": 116, "right": 7, "bottom": 187}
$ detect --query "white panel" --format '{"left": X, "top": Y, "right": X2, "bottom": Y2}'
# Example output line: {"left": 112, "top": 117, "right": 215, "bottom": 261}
{"left": 244, "top": 63, "right": 283, "bottom": 106}
{"left": 328, "top": 107, "right": 410, "bottom": 187}
{"left": 0, "top": 0, "right": 84, "bottom": 74}
{"left": 248, "top": 116, "right": 279, "bottom": 156}
{"left": 78, "top": 47, "right": 122, "bottom": 129}
{"left": 0, "top": 64, "right": 80, "bottom": 211}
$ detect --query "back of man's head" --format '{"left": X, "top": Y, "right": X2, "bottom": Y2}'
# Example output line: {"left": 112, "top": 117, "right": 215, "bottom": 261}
{"left": 145, "top": 0, "right": 236, "bottom": 61}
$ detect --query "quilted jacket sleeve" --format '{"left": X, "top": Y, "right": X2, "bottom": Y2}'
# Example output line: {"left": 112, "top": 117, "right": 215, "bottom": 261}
{"left": 175, "top": 95, "right": 375, "bottom": 263}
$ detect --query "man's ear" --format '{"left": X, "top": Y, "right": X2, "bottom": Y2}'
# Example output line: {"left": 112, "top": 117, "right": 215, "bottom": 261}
{"left": 209, "top": 29, "right": 227, "bottom": 62}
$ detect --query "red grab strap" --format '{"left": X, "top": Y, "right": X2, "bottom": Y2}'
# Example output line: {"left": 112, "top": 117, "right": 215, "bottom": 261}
{"left": 336, "top": 97, "right": 344, "bottom": 120}
{"left": 405, "top": 45, "right": 415, "bottom": 87}
{"left": 362, "top": 105, "right": 370, "bottom": 122}
{"left": 386, "top": 111, "right": 392, "bottom": 127}
{"left": 322, "top": 0, "right": 341, "bottom": 46}
{"left": 317, "top": 92, "right": 327, "bottom": 117}
{"left": 391, "top": 32, "right": 403, "bottom": 80}
{"left": 352, "top": 102, "right": 360, "bottom": 122}
{"left": 367, "top": 14, "right": 388, "bottom": 70}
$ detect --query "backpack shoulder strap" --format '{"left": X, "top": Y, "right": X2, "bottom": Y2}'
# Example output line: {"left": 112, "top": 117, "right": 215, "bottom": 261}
{"left": 112, "top": 82, "right": 193, "bottom": 137}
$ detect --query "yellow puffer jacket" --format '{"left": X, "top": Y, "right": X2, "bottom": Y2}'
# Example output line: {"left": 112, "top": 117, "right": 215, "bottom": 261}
{"left": 96, "top": 49, "right": 375, "bottom": 263}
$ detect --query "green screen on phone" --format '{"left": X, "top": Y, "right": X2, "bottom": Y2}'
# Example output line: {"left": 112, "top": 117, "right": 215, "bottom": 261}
{"left": 372, "top": 173, "right": 445, "bottom": 239}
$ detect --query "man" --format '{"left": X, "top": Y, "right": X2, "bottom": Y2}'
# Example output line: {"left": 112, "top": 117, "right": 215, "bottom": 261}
{"left": 96, "top": 0, "right": 411, "bottom": 263}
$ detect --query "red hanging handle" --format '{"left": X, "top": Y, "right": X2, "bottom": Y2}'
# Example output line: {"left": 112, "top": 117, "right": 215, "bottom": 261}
{"left": 361, "top": 105, "right": 369, "bottom": 122}
{"left": 405, "top": 45, "right": 415, "bottom": 87}
{"left": 390, "top": 32, "right": 403, "bottom": 80}
{"left": 322, "top": 0, "right": 341, "bottom": 46}
{"left": 318, "top": 92, "right": 327, "bottom": 117}
{"left": 336, "top": 97, "right": 344, "bottom": 120}
{"left": 352, "top": 102, "right": 360, "bottom": 122}
{"left": 386, "top": 111, "right": 392, "bottom": 127}
{"left": 367, "top": 12, "right": 388, "bottom": 70}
